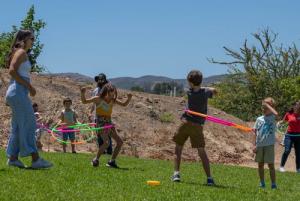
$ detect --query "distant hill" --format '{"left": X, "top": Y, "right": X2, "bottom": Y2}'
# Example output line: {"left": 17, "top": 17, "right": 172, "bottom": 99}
{"left": 47, "top": 73, "right": 227, "bottom": 91}
{"left": 46, "top": 73, "right": 94, "bottom": 84}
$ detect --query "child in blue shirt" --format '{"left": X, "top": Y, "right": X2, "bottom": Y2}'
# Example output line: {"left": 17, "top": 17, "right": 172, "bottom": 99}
{"left": 253, "top": 97, "right": 278, "bottom": 189}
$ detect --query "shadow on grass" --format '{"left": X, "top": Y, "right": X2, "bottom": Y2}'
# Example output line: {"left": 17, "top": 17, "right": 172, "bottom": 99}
{"left": 24, "top": 167, "right": 51, "bottom": 171}
{"left": 180, "top": 181, "right": 236, "bottom": 189}
{"left": 109, "top": 167, "right": 146, "bottom": 172}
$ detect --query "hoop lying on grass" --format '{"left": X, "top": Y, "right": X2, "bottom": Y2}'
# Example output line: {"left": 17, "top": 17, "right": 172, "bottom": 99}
{"left": 38, "top": 122, "right": 114, "bottom": 145}
{"left": 185, "top": 109, "right": 253, "bottom": 132}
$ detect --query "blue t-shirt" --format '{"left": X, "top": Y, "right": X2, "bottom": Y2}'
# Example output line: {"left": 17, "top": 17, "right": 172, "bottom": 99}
{"left": 254, "top": 114, "right": 276, "bottom": 147}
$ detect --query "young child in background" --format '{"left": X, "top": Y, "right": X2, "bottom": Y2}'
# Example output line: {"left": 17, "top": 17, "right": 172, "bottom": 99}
{"left": 33, "top": 103, "right": 44, "bottom": 150}
{"left": 172, "top": 70, "right": 217, "bottom": 185}
{"left": 253, "top": 97, "right": 278, "bottom": 189}
{"left": 81, "top": 83, "right": 132, "bottom": 168}
{"left": 57, "top": 98, "right": 79, "bottom": 153}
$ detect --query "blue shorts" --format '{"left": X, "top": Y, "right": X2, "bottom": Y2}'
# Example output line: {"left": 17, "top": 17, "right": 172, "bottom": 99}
{"left": 62, "top": 128, "right": 75, "bottom": 141}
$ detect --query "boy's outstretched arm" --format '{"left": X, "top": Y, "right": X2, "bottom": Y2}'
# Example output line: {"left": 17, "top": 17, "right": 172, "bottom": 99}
{"left": 80, "top": 87, "right": 99, "bottom": 104}
{"left": 115, "top": 93, "right": 132, "bottom": 107}
{"left": 202, "top": 87, "right": 217, "bottom": 96}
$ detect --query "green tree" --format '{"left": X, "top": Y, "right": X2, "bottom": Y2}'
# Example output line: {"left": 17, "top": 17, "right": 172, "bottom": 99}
{"left": 0, "top": 5, "right": 46, "bottom": 72}
{"left": 209, "top": 29, "right": 300, "bottom": 120}
{"left": 152, "top": 81, "right": 184, "bottom": 96}
{"left": 131, "top": 86, "right": 145, "bottom": 92}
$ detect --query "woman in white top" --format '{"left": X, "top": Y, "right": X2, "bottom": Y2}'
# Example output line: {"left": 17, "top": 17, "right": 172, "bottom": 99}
{"left": 5, "top": 30, "right": 52, "bottom": 169}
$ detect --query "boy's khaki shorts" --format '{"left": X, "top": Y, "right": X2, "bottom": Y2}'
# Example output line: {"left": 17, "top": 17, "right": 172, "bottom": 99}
{"left": 173, "top": 122, "right": 205, "bottom": 148}
{"left": 255, "top": 145, "right": 275, "bottom": 164}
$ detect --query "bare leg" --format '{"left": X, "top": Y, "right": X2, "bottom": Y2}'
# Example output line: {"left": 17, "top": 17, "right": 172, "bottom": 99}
{"left": 197, "top": 148, "right": 211, "bottom": 177}
{"left": 62, "top": 143, "right": 67, "bottom": 153}
{"left": 268, "top": 163, "right": 276, "bottom": 184}
{"left": 258, "top": 163, "right": 265, "bottom": 182}
{"left": 110, "top": 128, "right": 123, "bottom": 161}
{"left": 174, "top": 144, "right": 183, "bottom": 172}
{"left": 95, "top": 133, "right": 109, "bottom": 159}
{"left": 71, "top": 140, "right": 76, "bottom": 152}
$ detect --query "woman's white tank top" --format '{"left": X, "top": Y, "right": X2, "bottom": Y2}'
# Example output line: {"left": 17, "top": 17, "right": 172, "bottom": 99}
{"left": 18, "top": 60, "right": 31, "bottom": 78}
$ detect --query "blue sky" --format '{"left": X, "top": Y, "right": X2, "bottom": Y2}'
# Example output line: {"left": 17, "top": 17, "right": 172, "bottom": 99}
{"left": 1, "top": 0, "right": 300, "bottom": 79}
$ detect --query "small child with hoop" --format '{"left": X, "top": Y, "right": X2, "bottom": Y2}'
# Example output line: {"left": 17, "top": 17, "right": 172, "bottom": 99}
{"left": 80, "top": 83, "right": 132, "bottom": 168}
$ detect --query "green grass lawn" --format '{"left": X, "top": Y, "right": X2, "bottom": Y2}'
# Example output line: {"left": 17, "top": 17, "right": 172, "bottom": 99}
{"left": 0, "top": 150, "right": 299, "bottom": 201}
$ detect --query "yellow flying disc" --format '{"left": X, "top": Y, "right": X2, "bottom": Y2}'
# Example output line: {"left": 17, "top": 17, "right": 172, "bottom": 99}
{"left": 147, "top": 181, "right": 161, "bottom": 186}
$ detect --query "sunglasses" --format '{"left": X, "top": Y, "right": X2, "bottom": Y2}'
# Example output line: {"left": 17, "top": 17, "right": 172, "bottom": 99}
{"left": 28, "top": 37, "right": 35, "bottom": 41}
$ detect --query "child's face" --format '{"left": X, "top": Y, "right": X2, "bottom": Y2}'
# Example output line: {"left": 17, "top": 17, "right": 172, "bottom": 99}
{"left": 64, "top": 101, "right": 72, "bottom": 109}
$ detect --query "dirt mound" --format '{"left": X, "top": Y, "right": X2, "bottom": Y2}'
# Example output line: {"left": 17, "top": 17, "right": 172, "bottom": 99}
{"left": 2, "top": 70, "right": 293, "bottom": 169}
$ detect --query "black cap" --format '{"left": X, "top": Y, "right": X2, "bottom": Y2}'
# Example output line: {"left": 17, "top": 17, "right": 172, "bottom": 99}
{"left": 94, "top": 73, "right": 107, "bottom": 82}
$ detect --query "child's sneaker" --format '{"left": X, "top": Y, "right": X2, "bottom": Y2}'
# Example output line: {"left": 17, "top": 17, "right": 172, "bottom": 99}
{"left": 172, "top": 173, "right": 181, "bottom": 182}
{"left": 279, "top": 167, "right": 286, "bottom": 172}
{"left": 91, "top": 158, "right": 99, "bottom": 167}
{"left": 271, "top": 183, "right": 277, "bottom": 189}
{"left": 207, "top": 178, "right": 215, "bottom": 186}
{"left": 259, "top": 181, "right": 266, "bottom": 188}
{"left": 106, "top": 160, "right": 119, "bottom": 168}
{"left": 7, "top": 159, "right": 25, "bottom": 168}
{"left": 31, "top": 158, "right": 53, "bottom": 169}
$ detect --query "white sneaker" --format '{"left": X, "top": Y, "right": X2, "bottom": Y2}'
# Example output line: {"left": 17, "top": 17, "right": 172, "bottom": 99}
{"left": 7, "top": 159, "right": 25, "bottom": 168}
{"left": 279, "top": 167, "right": 285, "bottom": 172}
{"left": 31, "top": 158, "right": 53, "bottom": 169}
{"left": 297, "top": 169, "right": 300, "bottom": 173}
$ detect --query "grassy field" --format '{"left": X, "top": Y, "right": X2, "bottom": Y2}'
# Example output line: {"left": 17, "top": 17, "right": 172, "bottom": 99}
{"left": 0, "top": 150, "right": 299, "bottom": 201}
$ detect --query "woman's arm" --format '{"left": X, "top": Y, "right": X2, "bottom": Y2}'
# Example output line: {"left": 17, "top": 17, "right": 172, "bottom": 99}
{"left": 9, "top": 49, "right": 35, "bottom": 96}
{"left": 115, "top": 94, "right": 132, "bottom": 107}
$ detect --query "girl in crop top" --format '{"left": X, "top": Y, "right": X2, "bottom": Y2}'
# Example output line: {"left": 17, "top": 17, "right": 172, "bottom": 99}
{"left": 81, "top": 83, "right": 132, "bottom": 168}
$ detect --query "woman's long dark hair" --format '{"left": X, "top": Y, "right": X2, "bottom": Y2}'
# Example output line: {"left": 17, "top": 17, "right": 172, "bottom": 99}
{"left": 5, "top": 30, "right": 33, "bottom": 68}
{"left": 99, "top": 83, "right": 117, "bottom": 102}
